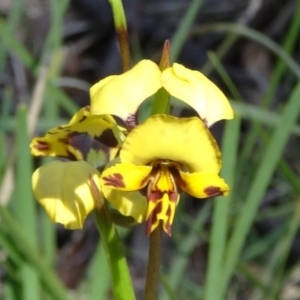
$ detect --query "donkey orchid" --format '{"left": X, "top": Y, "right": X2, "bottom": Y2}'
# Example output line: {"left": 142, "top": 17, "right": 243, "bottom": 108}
{"left": 100, "top": 114, "right": 229, "bottom": 235}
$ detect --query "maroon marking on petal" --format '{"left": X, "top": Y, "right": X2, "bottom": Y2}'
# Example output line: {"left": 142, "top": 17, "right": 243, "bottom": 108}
{"left": 34, "top": 141, "right": 50, "bottom": 150}
{"left": 204, "top": 186, "right": 223, "bottom": 197}
{"left": 145, "top": 204, "right": 160, "bottom": 236}
{"left": 102, "top": 173, "right": 125, "bottom": 188}
{"left": 145, "top": 202, "right": 173, "bottom": 236}
{"left": 78, "top": 116, "right": 87, "bottom": 123}
{"left": 148, "top": 190, "right": 163, "bottom": 202}
{"left": 125, "top": 114, "right": 137, "bottom": 131}
{"left": 146, "top": 213, "right": 157, "bottom": 235}
{"left": 95, "top": 129, "right": 119, "bottom": 148}
{"left": 155, "top": 201, "right": 162, "bottom": 214}
{"left": 65, "top": 150, "right": 78, "bottom": 161}
{"left": 169, "top": 191, "right": 178, "bottom": 202}
{"left": 85, "top": 106, "right": 91, "bottom": 112}
{"left": 169, "top": 167, "right": 185, "bottom": 188}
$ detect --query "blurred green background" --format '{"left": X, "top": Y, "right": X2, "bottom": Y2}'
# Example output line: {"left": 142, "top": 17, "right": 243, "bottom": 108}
{"left": 1, "top": 0, "right": 300, "bottom": 299}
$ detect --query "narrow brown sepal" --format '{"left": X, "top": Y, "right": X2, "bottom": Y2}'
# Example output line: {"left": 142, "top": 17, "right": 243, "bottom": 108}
{"left": 159, "top": 40, "right": 171, "bottom": 71}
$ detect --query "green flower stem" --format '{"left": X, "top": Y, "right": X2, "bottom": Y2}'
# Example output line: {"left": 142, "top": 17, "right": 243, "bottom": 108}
{"left": 90, "top": 177, "right": 135, "bottom": 300}
{"left": 151, "top": 40, "right": 171, "bottom": 115}
{"left": 108, "top": 0, "right": 131, "bottom": 71}
{"left": 0, "top": 204, "right": 68, "bottom": 300}
{"left": 143, "top": 223, "right": 163, "bottom": 300}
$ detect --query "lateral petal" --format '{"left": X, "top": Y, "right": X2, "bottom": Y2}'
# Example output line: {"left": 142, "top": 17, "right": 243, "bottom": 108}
{"left": 177, "top": 170, "right": 229, "bottom": 198}
{"left": 32, "top": 160, "right": 100, "bottom": 229}
{"left": 101, "top": 163, "right": 152, "bottom": 190}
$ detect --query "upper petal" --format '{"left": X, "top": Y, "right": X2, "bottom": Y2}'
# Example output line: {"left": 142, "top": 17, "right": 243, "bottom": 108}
{"left": 120, "top": 114, "right": 222, "bottom": 173}
{"left": 90, "top": 60, "right": 162, "bottom": 122}
{"left": 32, "top": 160, "right": 100, "bottom": 229}
{"left": 162, "top": 63, "right": 233, "bottom": 126}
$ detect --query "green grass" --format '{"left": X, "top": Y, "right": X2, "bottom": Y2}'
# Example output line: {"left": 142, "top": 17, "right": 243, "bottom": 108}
{"left": 1, "top": 0, "right": 300, "bottom": 299}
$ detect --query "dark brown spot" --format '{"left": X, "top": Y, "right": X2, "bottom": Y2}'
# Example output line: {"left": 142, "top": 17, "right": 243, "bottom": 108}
{"left": 34, "top": 141, "right": 49, "bottom": 150}
{"left": 95, "top": 129, "right": 119, "bottom": 148}
{"left": 102, "top": 173, "right": 125, "bottom": 188}
{"left": 148, "top": 189, "right": 178, "bottom": 203}
{"left": 145, "top": 203, "right": 161, "bottom": 236}
{"left": 78, "top": 116, "right": 87, "bottom": 123}
{"left": 202, "top": 118, "right": 208, "bottom": 127}
{"left": 169, "top": 191, "right": 178, "bottom": 202}
{"left": 65, "top": 150, "right": 79, "bottom": 161}
{"left": 47, "top": 131, "right": 56, "bottom": 135}
{"left": 169, "top": 167, "right": 185, "bottom": 189}
{"left": 59, "top": 131, "right": 115, "bottom": 164}
{"left": 204, "top": 186, "right": 223, "bottom": 197}
{"left": 146, "top": 213, "right": 157, "bottom": 235}
{"left": 125, "top": 114, "right": 137, "bottom": 131}
{"left": 145, "top": 201, "right": 173, "bottom": 236}
{"left": 148, "top": 190, "right": 163, "bottom": 202}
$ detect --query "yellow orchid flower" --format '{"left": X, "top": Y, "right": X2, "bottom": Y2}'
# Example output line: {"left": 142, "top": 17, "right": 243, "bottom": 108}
{"left": 90, "top": 60, "right": 233, "bottom": 128}
{"left": 30, "top": 107, "right": 123, "bottom": 229}
{"left": 100, "top": 114, "right": 229, "bottom": 236}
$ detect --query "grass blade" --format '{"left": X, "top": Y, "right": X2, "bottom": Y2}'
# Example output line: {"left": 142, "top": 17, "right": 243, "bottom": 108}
{"left": 220, "top": 82, "right": 300, "bottom": 297}
{"left": 204, "top": 117, "right": 241, "bottom": 300}
{"left": 171, "top": 0, "right": 203, "bottom": 61}
{"left": 15, "top": 105, "right": 39, "bottom": 300}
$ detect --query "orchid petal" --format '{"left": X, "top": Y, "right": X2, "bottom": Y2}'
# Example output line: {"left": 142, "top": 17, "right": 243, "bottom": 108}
{"left": 103, "top": 188, "right": 147, "bottom": 223}
{"left": 30, "top": 107, "right": 120, "bottom": 166}
{"left": 162, "top": 63, "right": 233, "bottom": 126}
{"left": 90, "top": 60, "right": 162, "bottom": 122}
{"left": 177, "top": 170, "right": 229, "bottom": 198}
{"left": 146, "top": 165, "right": 179, "bottom": 236}
{"left": 32, "top": 160, "right": 100, "bottom": 229}
{"left": 121, "top": 114, "right": 221, "bottom": 173}
{"left": 101, "top": 163, "right": 152, "bottom": 191}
